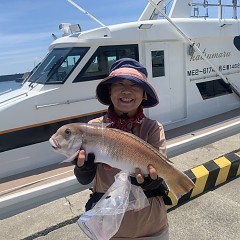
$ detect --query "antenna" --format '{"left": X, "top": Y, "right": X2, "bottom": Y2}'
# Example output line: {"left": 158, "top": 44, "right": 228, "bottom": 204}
{"left": 67, "top": 0, "right": 106, "bottom": 27}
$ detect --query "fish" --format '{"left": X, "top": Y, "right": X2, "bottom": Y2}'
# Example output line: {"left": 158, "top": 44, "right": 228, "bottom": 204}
{"left": 49, "top": 123, "right": 195, "bottom": 199}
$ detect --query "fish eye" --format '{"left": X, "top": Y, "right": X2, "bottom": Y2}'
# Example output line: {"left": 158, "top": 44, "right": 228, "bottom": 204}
{"left": 65, "top": 128, "right": 71, "bottom": 136}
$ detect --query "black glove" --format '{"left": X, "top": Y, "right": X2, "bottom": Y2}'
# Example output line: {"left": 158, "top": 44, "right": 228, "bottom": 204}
{"left": 73, "top": 153, "right": 96, "bottom": 185}
{"left": 130, "top": 176, "right": 172, "bottom": 205}
{"left": 130, "top": 175, "right": 163, "bottom": 191}
{"left": 72, "top": 152, "right": 95, "bottom": 170}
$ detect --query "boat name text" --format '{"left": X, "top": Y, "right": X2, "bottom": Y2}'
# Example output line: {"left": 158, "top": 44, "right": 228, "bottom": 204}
{"left": 190, "top": 44, "right": 231, "bottom": 61}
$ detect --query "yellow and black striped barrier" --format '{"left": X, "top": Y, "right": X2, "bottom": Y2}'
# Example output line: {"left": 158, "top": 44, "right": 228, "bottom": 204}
{"left": 168, "top": 149, "right": 240, "bottom": 209}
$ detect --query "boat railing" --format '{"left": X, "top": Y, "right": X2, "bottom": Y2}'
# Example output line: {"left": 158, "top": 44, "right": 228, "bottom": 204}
{"left": 191, "top": 0, "right": 239, "bottom": 19}
{"left": 0, "top": 89, "right": 13, "bottom": 96}
{"left": 148, "top": 0, "right": 240, "bottom": 98}
{"left": 0, "top": 92, "right": 28, "bottom": 105}
{"left": 35, "top": 96, "right": 97, "bottom": 109}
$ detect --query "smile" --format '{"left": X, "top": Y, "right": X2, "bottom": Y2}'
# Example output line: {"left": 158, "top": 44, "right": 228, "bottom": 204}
{"left": 120, "top": 97, "right": 133, "bottom": 103}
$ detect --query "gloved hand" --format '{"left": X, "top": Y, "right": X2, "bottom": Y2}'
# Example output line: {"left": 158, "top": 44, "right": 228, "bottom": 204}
{"left": 73, "top": 152, "right": 96, "bottom": 185}
{"left": 130, "top": 174, "right": 164, "bottom": 191}
{"left": 72, "top": 151, "right": 95, "bottom": 169}
{"left": 131, "top": 164, "right": 159, "bottom": 190}
{"left": 130, "top": 165, "right": 172, "bottom": 205}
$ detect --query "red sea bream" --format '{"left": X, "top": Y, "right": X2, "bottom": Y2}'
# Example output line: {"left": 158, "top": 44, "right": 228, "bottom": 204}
{"left": 49, "top": 123, "right": 195, "bottom": 199}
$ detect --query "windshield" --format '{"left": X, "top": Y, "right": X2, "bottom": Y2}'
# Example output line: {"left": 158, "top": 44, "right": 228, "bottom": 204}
{"left": 28, "top": 47, "right": 89, "bottom": 84}
{"left": 74, "top": 44, "right": 139, "bottom": 82}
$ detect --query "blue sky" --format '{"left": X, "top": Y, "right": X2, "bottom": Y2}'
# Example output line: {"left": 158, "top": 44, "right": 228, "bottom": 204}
{"left": 0, "top": 0, "right": 238, "bottom": 76}
{"left": 0, "top": 0, "right": 146, "bottom": 75}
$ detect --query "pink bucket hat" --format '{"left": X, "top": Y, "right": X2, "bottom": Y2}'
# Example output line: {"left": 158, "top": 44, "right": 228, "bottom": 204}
{"left": 96, "top": 58, "right": 159, "bottom": 108}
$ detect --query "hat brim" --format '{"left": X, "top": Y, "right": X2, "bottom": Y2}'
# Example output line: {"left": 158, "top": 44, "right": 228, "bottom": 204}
{"left": 96, "top": 75, "right": 159, "bottom": 108}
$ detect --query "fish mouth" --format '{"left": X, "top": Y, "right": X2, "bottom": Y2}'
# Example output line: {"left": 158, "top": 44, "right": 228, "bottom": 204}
{"left": 49, "top": 138, "right": 61, "bottom": 150}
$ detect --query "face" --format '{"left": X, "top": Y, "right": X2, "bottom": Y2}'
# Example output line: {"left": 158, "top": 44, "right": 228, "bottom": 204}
{"left": 109, "top": 79, "right": 145, "bottom": 117}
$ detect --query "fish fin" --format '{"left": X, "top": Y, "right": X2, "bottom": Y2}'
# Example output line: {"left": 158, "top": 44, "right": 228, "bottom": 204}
{"left": 159, "top": 154, "right": 174, "bottom": 164}
{"left": 61, "top": 151, "right": 80, "bottom": 163}
{"left": 88, "top": 121, "right": 109, "bottom": 128}
{"left": 165, "top": 170, "right": 195, "bottom": 200}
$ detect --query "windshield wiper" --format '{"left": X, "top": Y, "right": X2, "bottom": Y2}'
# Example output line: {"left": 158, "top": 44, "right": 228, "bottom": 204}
{"left": 47, "top": 56, "right": 64, "bottom": 77}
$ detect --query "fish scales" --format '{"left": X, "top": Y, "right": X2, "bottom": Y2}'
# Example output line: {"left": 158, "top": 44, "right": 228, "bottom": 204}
{"left": 49, "top": 123, "right": 195, "bottom": 199}
{"left": 83, "top": 125, "right": 174, "bottom": 176}
{"left": 85, "top": 127, "right": 129, "bottom": 163}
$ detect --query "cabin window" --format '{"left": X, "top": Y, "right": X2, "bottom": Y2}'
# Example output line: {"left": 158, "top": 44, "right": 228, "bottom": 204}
{"left": 196, "top": 79, "right": 232, "bottom": 100}
{"left": 74, "top": 44, "right": 139, "bottom": 82}
{"left": 28, "top": 47, "right": 89, "bottom": 84}
{"left": 151, "top": 50, "right": 165, "bottom": 77}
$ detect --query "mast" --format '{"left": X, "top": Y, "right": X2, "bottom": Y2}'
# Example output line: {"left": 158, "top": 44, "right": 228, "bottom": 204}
{"left": 67, "top": 0, "right": 106, "bottom": 27}
{"left": 139, "top": 0, "right": 167, "bottom": 20}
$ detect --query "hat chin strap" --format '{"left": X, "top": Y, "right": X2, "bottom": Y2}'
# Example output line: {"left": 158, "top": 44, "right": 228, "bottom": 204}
{"left": 143, "top": 91, "right": 147, "bottom": 100}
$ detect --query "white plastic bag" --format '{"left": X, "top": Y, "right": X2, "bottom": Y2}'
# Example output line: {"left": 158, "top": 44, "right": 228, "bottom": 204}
{"left": 77, "top": 171, "right": 149, "bottom": 240}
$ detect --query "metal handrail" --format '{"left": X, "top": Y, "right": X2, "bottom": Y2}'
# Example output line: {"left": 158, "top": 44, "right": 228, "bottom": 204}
{"left": 0, "top": 89, "right": 12, "bottom": 96}
{"left": 35, "top": 96, "right": 97, "bottom": 109}
{"left": 148, "top": 0, "right": 240, "bottom": 98}
{"left": 191, "top": 0, "right": 239, "bottom": 19}
{"left": 0, "top": 92, "right": 28, "bottom": 105}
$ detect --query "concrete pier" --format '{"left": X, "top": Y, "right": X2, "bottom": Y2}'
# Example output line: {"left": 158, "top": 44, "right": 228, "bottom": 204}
{"left": 0, "top": 133, "right": 239, "bottom": 240}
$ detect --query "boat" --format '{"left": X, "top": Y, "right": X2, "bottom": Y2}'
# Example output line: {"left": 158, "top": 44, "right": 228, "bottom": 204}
{"left": 0, "top": 0, "right": 240, "bottom": 180}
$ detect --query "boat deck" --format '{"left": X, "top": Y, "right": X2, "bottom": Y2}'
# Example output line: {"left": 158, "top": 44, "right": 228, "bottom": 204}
{"left": 1, "top": 108, "right": 239, "bottom": 199}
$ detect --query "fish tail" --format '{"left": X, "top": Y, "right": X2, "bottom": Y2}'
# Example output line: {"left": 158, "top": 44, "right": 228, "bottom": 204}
{"left": 165, "top": 170, "right": 195, "bottom": 199}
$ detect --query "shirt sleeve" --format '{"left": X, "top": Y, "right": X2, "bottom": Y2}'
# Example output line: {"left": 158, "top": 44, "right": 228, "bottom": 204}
{"left": 146, "top": 120, "right": 167, "bottom": 156}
